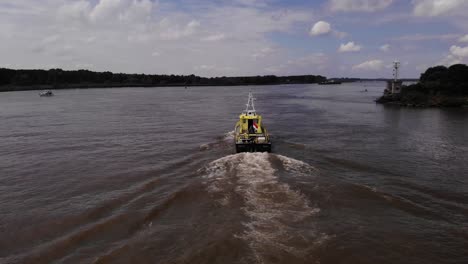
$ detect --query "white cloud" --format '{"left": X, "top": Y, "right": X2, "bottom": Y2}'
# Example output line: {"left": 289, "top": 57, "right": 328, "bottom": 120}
{"left": 120, "top": 0, "right": 153, "bottom": 23}
{"left": 380, "top": 44, "right": 390, "bottom": 52}
{"left": 57, "top": 0, "right": 91, "bottom": 22}
{"left": 353, "top": 59, "right": 385, "bottom": 71}
{"left": 333, "top": 31, "right": 348, "bottom": 38}
{"left": 252, "top": 47, "right": 275, "bottom": 59}
{"left": 438, "top": 45, "right": 468, "bottom": 66}
{"left": 449, "top": 45, "right": 468, "bottom": 58}
{"left": 56, "top": 0, "right": 154, "bottom": 26}
{"left": 201, "top": 33, "right": 226, "bottom": 42}
{"left": 75, "top": 63, "right": 95, "bottom": 69}
{"left": 30, "top": 34, "right": 63, "bottom": 53}
{"left": 159, "top": 19, "right": 201, "bottom": 40}
{"left": 0, "top": 2, "right": 46, "bottom": 15}
{"left": 42, "top": 35, "right": 61, "bottom": 45}
{"left": 5, "top": 0, "right": 438, "bottom": 78}
{"left": 330, "top": 0, "right": 393, "bottom": 12}
{"left": 56, "top": 0, "right": 154, "bottom": 25}
{"left": 416, "top": 64, "right": 429, "bottom": 72}
{"left": 195, "top": 64, "right": 215, "bottom": 70}
{"left": 438, "top": 45, "right": 468, "bottom": 67}
{"left": 439, "top": 55, "right": 462, "bottom": 66}
{"left": 90, "top": 0, "right": 126, "bottom": 22}
{"left": 412, "top": 0, "right": 468, "bottom": 17}
{"left": 432, "top": 43, "right": 468, "bottom": 68}
{"left": 287, "top": 53, "right": 330, "bottom": 71}
{"left": 338, "top": 41, "right": 362, "bottom": 52}
{"left": 309, "top": 21, "right": 347, "bottom": 38}
{"left": 84, "top": 36, "right": 97, "bottom": 44}
{"left": 204, "top": 7, "right": 311, "bottom": 40}
{"left": 393, "top": 33, "right": 459, "bottom": 42}
{"left": 262, "top": 53, "right": 331, "bottom": 75}
{"left": 309, "top": 21, "right": 331, "bottom": 36}
{"left": 2, "top": 0, "right": 249, "bottom": 75}
{"left": 234, "top": 0, "right": 268, "bottom": 7}
{"left": 459, "top": 34, "right": 468, "bottom": 43}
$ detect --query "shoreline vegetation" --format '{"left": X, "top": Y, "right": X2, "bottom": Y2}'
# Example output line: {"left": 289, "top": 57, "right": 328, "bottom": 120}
{"left": 376, "top": 64, "right": 468, "bottom": 107}
{"left": 0, "top": 68, "right": 328, "bottom": 92}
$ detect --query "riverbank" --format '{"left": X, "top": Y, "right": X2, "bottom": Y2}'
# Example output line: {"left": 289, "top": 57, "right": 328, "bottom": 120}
{"left": 376, "top": 93, "right": 468, "bottom": 107}
{"left": 2, "top": 81, "right": 336, "bottom": 92}
{"left": 0, "top": 68, "right": 328, "bottom": 92}
{"left": 0, "top": 82, "right": 299, "bottom": 92}
{"left": 376, "top": 64, "right": 468, "bottom": 107}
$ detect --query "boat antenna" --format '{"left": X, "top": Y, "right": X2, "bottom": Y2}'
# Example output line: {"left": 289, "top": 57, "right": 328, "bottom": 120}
{"left": 245, "top": 92, "right": 256, "bottom": 114}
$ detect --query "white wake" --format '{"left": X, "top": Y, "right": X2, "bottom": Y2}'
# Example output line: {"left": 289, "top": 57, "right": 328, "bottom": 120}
{"left": 201, "top": 153, "right": 326, "bottom": 263}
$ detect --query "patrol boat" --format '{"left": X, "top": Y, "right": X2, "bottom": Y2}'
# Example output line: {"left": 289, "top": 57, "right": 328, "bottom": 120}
{"left": 234, "top": 92, "right": 271, "bottom": 153}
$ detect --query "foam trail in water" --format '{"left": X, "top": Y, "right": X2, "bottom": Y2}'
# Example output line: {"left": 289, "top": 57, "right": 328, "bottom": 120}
{"left": 224, "top": 130, "right": 235, "bottom": 141}
{"left": 199, "top": 130, "right": 235, "bottom": 151}
{"left": 201, "top": 153, "right": 325, "bottom": 263}
{"left": 275, "top": 154, "right": 316, "bottom": 174}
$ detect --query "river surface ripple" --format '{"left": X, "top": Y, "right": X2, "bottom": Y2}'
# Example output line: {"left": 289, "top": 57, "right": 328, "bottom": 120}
{"left": 0, "top": 83, "right": 467, "bottom": 264}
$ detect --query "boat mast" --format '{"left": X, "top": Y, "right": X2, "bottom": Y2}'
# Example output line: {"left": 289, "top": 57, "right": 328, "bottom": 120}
{"left": 244, "top": 92, "right": 256, "bottom": 114}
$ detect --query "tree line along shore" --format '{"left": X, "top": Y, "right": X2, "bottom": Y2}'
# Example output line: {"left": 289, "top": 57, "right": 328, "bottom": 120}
{"left": 377, "top": 64, "right": 468, "bottom": 107}
{"left": 2, "top": 65, "right": 467, "bottom": 108}
{"left": 0, "top": 68, "right": 327, "bottom": 92}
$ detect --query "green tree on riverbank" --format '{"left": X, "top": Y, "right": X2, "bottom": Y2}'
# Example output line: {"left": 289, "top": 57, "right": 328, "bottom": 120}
{"left": 0, "top": 68, "right": 326, "bottom": 92}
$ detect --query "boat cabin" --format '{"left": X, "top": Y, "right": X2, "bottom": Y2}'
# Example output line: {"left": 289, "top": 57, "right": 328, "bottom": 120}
{"left": 238, "top": 111, "right": 264, "bottom": 135}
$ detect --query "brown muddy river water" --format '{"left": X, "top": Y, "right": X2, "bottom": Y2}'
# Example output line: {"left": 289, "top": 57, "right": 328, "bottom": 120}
{"left": 1, "top": 83, "right": 467, "bottom": 263}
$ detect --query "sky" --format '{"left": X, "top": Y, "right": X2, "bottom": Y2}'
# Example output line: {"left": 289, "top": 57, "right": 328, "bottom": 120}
{"left": 1, "top": 0, "right": 468, "bottom": 78}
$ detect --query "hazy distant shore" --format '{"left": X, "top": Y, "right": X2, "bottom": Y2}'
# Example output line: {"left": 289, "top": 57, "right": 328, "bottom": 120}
{"left": 0, "top": 68, "right": 332, "bottom": 92}
{"left": 0, "top": 82, "right": 309, "bottom": 92}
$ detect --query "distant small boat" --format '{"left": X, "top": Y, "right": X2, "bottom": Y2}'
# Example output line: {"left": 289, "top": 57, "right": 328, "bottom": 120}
{"left": 318, "top": 80, "right": 342, "bottom": 85}
{"left": 39, "top": 90, "right": 54, "bottom": 97}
